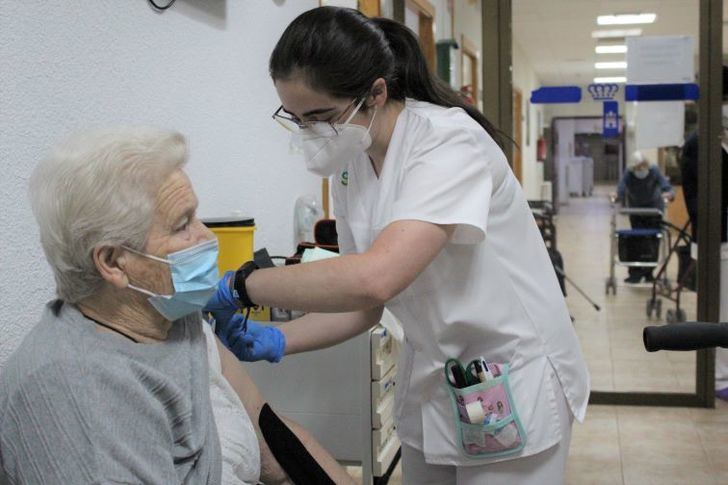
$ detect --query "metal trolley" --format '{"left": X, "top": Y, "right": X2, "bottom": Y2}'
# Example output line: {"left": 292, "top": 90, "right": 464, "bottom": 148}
{"left": 605, "top": 196, "right": 669, "bottom": 296}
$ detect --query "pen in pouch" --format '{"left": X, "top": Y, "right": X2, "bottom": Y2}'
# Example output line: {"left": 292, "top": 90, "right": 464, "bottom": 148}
{"left": 473, "top": 360, "right": 486, "bottom": 383}
{"left": 480, "top": 357, "right": 495, "bottom": 380}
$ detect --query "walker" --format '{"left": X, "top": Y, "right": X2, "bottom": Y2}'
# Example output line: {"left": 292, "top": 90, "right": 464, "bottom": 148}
{"left": 645, "top": 220, "right": 696, "bottom": 323}
{"left": 605, "top": 194, "right": 670, "bottom": 296}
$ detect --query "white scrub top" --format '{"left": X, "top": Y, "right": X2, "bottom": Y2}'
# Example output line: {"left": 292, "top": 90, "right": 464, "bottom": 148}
{"left": 332, "top": 99, "right": 590, "bottom": 466}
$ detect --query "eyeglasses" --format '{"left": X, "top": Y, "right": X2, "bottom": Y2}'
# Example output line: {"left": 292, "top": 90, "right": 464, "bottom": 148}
{"left": 272, "top": 98, "right": 362, "bottom": 136}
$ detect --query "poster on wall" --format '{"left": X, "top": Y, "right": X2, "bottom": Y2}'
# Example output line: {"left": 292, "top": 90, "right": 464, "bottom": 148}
{"left": 633, "top": 101, "right": 685, "bottom": 149}
{"left": 626, "top": 35, "right": 694, "bottom": 84}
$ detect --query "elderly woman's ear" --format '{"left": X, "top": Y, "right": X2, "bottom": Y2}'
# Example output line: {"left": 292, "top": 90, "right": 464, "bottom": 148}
{"left": 92, "top": 245, "right": 131, "bottom": 290}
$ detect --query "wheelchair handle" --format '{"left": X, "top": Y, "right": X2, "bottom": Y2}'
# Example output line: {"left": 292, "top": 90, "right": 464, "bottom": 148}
{"left": 643, "top": 322, "right": 728, "bottom": 352}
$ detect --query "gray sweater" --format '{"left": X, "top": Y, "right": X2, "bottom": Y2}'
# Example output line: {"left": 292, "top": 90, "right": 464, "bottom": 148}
{"left": 0, "top": 300, "right": 221, "bottom": 484}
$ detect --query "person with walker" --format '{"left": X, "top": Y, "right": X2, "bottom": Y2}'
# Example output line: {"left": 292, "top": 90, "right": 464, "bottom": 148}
{"left": 615, "top": 151, "right": 675, "bottom": 284}
{"left": 206, "top": 7, "right": 589, "bottom": 484}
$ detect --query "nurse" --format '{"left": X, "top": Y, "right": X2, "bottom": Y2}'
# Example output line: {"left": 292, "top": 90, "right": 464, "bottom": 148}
{"left": 210, "top": 7, "right": 589, "bottom": 484}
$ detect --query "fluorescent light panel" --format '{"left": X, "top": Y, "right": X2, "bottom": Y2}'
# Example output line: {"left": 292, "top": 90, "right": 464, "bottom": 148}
{"left": 595, "top": 61, "right": 627, "bottom": 69}
{"left": 594, "top": 76, "right": 627, "bottom": 83}
{"left": 597, "top": 13, "right": 656, "bottom": 25}
{"left": 592, "top": 28, "right": 642, "bottom": 39}
{"left": 596, "top": 45, "right": 627, "bottom": 54}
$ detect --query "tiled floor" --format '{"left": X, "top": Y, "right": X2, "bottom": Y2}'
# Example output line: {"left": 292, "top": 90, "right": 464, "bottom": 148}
{"left": 566, "top": 401, "right": 728, "bottom": 485}
{"left": 349, "top": 401, "right": 728, "bottom": 485}
{"left": 347, "top": 187, "right": 727, "bottom": 484}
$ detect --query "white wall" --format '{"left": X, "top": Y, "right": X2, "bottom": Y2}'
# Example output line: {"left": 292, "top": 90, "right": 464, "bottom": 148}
{"left": 404, "top": 3, "right": 420, "bottom": 35}
{"left": 512, "top": 40, "right": 544, "bottom": 200}
{"left": 432, "top": 0, "right": 452, "bottom": 40}
{"left": 0, "top": 0, "right": 320, "bottom": 367}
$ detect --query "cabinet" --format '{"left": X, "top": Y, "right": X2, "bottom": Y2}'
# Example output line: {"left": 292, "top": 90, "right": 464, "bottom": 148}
{"left": 245, "top": 323, "right": 401, "bottom": 484}
{"left": 566, "top": 156, "right": 594, "bottom": 197}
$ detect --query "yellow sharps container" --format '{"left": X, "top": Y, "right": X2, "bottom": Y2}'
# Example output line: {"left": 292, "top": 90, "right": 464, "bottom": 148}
{"left": 202, "top": 216, "right": 256, "bottom": 274}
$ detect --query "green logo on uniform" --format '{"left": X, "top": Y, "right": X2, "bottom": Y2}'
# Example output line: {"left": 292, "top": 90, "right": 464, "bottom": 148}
{"left": 341, "top": 171, "right": 348, "bottom": 186}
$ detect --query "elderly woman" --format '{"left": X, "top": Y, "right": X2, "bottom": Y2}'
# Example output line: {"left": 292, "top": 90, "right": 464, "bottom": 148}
{"left": 0, "top": 127, "right": 353, "bottom": 484}
{"left": 616, "top": 150, "right": 675, "bottom": 283}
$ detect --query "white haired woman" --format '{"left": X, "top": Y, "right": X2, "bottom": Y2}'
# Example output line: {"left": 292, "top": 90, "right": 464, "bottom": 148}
{"left": 616, "top": 151, "right": 675, "bottom": 283}
{"left": 0, "top": 127, "right": 353, "bottom": 484}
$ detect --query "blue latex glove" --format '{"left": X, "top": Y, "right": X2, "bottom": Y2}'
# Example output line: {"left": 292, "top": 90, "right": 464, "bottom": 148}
{"left": 215, "top": 313, "right": 286, "bottom": 363}
{"left": 204, "top": 271, "right": 239, "bottom": 325}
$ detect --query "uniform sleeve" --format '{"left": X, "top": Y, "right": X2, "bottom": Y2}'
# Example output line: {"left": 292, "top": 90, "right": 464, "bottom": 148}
{"left": 0, "top": 360, "right": 179, "bottom": 484}
{"left": 389, "top": 127, "right": 494, "bottom": 244}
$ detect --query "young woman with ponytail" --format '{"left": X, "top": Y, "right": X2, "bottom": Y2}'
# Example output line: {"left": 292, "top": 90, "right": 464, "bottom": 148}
{"left": 207, "top": 7, "right": 589, "bottom": 483}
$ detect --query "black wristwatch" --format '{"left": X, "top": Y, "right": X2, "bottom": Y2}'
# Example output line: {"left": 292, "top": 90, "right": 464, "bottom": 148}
{"left": 233, "top": 260, "right": 259, "bottom": 308}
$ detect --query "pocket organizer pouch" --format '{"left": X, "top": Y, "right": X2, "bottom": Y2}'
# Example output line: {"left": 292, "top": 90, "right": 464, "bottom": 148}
{"left": 445, "top": 361, "right": 527, "bottom": 458}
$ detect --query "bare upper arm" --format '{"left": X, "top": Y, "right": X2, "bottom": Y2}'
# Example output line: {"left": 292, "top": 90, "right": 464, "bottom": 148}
{"left": 359, "top": 220, "right": 455, "bottom": 302}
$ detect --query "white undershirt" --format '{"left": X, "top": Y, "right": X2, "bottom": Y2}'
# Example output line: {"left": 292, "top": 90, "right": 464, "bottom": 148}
{"left": 202, "top": 320, "right": 261, "bottom": 484}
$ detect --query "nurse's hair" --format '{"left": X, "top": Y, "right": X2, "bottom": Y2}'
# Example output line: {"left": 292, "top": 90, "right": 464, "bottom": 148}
{"left": 28, "top": 127, "right": 187, "bottom": 303}
{"left": 269, "top": 6, "right": 502, "bottom": 145}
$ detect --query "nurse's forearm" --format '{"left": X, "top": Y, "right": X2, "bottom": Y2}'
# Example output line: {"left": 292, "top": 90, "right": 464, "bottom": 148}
{"left": 280, "top": 307, "right": 383, "bottom": 355}
{"left": 246, "top": 254, "right": 385, "bottom": 312}
{"left": 245, "top": 220, "right": 452, "bottom": 312}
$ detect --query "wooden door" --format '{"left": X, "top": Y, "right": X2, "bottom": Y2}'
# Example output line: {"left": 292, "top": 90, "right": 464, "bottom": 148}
{"left": 358, "top": 0, "right": 380, "bottom": 17}
{"left": 407, "top": 0, "right": 436, "bottom": 71}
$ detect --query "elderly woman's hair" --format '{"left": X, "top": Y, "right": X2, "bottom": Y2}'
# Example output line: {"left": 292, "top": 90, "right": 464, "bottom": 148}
{"left": 28, "top": 127, "right": 188, "bottom": 303}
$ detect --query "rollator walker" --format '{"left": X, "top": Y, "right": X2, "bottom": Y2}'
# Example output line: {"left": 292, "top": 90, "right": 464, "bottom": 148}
{"left": 605, "top": 194, "right": 671, "bottom": 296}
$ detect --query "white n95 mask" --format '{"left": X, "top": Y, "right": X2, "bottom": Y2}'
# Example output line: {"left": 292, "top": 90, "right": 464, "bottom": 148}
{"left": 293, "top": 98, "right": 377, "bottom": 177}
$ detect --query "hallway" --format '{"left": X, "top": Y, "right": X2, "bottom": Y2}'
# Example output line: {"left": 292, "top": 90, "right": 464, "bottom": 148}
{"left": 557, "top": 187, "right": 724, "bottom": 484}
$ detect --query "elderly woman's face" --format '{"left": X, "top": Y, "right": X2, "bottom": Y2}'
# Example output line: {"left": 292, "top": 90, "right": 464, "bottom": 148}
{"left": 126, "top": 169, "right": 215, "bottom": 295}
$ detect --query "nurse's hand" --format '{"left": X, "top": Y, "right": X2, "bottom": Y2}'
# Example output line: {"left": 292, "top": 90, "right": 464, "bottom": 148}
{"left": 217, "top": 314, "right": 286, "bottom": 363}
{"left": 204, "top": 271, "right": 239, "bottom": 324}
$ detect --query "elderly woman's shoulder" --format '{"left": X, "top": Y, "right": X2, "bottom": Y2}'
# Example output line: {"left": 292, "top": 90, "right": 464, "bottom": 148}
{"left": 0, "top": 301, "right": 136, "bottom": 407}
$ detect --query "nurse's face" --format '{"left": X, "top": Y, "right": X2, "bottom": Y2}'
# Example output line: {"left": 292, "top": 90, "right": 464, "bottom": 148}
{"left": 274, "top": 77, "right": 372, "bottom": 130}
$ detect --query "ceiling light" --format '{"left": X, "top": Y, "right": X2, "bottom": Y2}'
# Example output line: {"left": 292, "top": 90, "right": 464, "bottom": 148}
{"left": 594, "top": 76, "right": 627, "bottom": 83}
{"left": 592, "top": 29, "right": 643, "bottom": 39}
{"left": 595, "top": 61, "right": 627, "bottom": 69}
{"left": 597, "top": 14, "right": 656, "bottom": 25}
{"left": 595, "top": 45, "right": 627, "bottom": 54}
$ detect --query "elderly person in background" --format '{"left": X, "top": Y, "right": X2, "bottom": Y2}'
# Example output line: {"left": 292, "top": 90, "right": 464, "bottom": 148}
{"left": 616, "top": 150, "right": 675, "bottom": 284}
{"left": 0, "top": 127, "right": 353, "bottom": 484}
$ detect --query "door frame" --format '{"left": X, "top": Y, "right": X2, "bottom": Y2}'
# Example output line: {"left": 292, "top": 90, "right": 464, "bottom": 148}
{"left": 512, "top": 87, "right": 523, "bottom": 182}
{"left": 460, "top": 33, "right": 479, "bottom": 106}
{"left": 405, "top": 0, "right": 437, "bottom": 71}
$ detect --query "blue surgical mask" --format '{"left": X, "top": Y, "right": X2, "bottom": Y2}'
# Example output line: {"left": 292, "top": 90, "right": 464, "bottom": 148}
{"left": 124, "top": 239, "right": 220, "bottom": 321}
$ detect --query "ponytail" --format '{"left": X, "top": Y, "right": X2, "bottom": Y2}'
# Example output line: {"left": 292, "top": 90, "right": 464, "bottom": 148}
{"left": 270, "top": 7, "right": 502, "bottom": 144}
{"left": 371, "top": 17, "right": 502, "bottom": 144}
